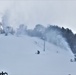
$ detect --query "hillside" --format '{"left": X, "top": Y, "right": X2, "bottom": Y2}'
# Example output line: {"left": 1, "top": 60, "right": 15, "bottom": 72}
{"left": 0, "top": 35, "right": 75, "bottom": 75}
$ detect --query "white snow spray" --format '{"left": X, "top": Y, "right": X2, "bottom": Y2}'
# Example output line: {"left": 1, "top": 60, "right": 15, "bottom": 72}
{"left": 45, "top": 28, "right": 74, "bottom": 57}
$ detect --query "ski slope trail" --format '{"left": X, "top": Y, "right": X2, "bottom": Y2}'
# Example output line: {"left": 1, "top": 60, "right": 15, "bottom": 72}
{"left": 0, "top": 35, "right": 75, "bottom": 75}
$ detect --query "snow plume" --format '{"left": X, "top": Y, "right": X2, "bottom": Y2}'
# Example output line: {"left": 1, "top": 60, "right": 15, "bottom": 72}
{"left": 45, "top": 28, "right": 74, "bottom": 56}
{"left": 2, "top": 10, "right": 10, "bottom": 28}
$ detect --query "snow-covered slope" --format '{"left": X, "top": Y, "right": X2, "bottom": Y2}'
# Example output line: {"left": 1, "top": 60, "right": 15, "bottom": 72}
{"left": 0, "top": 35, "right": 75, "bottom": 75}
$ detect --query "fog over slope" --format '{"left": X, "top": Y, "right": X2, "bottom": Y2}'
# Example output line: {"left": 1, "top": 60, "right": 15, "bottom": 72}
{"left": 2, "top": 10, "right": 74, "bottom": 57}
{"left": 0, "top": 0, "right": 74, "bottom": 57}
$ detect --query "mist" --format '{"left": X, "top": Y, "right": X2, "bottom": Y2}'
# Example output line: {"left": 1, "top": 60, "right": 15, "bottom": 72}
{"left": 45, "top": 28, "right": 74, "bottom": 57}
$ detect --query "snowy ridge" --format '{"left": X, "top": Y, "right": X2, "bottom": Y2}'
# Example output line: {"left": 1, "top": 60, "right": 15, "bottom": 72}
{"left": 0, "top": 35, "right": 75, "bottom": 75}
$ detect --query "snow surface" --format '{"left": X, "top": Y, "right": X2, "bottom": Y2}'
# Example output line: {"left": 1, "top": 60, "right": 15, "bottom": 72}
{"left": 0, "top": 35, "right": 75, "bottom": 75}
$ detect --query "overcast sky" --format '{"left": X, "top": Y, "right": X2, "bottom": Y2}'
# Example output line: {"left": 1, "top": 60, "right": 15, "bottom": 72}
{"left": 0, "top": 0, "right": 76, "bottom": 33}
